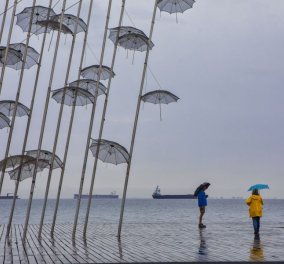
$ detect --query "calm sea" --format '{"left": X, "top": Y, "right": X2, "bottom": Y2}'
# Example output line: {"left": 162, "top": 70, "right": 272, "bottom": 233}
{"left": 1, "top": 199, "right": 284, "bottom": 227}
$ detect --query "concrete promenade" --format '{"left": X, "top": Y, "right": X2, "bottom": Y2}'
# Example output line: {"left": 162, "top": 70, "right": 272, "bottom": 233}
{"left": 0, "top": 222, "right": 283, "bottom": 263}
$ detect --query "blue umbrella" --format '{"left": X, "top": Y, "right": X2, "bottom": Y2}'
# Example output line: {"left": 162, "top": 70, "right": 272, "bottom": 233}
{"left": 248, "top": 184, "right": 269, "bottom": 192}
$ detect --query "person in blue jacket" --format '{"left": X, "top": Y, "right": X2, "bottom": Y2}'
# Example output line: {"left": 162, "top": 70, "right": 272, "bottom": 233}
{"left": 198, "top": 185, "right": 208, "bottom": 228}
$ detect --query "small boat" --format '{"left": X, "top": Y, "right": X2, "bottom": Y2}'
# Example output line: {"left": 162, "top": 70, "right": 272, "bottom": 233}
{"left": 0, "top": 193, "right": 19, "bottom": 199}
{"left": 152, "top": 186, "right": 196, "bottom": 199}
{"left": 74, "top": 191, "right": 118, "bottom": 199}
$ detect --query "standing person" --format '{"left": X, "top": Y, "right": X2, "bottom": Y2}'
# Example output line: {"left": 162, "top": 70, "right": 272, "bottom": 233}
{"left": 246, "top": 189, "right": 264, "bottom": 235}
{"left": 197, "top": 185, "right": 209, "bottom": 228}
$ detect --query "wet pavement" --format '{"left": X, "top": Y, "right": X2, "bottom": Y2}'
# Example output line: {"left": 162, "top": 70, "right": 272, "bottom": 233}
{"left": 0, "top": 222, "right": 283, "bottom": 263}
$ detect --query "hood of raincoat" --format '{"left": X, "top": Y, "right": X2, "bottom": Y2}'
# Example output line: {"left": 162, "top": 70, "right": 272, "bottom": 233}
{"left": 246, "top": 195, "right": 263, "bottom": 218}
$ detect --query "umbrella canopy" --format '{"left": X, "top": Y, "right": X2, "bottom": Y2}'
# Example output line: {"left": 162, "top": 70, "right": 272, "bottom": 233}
{"left": 194, "top": 182, "right": 210, "bottom": 197}
{"left": 248, "top": 184, "right": 269, "bottom": 192}
{"left": 51, "top": 87, "right": 95, "bottom": 106}
{"left": 157, "top": 0, "right": 195, "bottom": 14}
{"left": 117, "top": 33, "right": 154, "bottom": 52}
{"left": 141, "top": 90, "right": 179, "bottom": 104}
{"left": 50, "top": 14, "right": 87, "bottom": 34}
{"left": 35, "top": 20, "right": 74, "bottom": 35}
{"left": 25, "top": 149, "right": 63, "bottom": 170}
{"left": 0, "top": 112, "right": 10, "bottom": 129}
{"left": 9, "top": 159, "right": 50, "bottom": 181}
{"left": 81, "top": 65, "right": 115, "bottom": 81}
{"left": 141, "top": 90, "right": 179, "bottom": 121}
{"left": 8, "top": 43, "right": 40, "bottom": 69}
{"left": 0, "top": 46, "right": 22, "bottom": 66}
{"left": 108, "top": 26, "right": 147, "bottom": 44}
{"left": 90, "top": 139, "right": 129, "bottom": 165}
{"left": 16, "top": 6, "right": 56, "bottom": 35}
{"left": 68, "top": 79, "right": 107, "bottom": 97}
{"left": 0, "top": 100, "right": 30, "bottom": 117}
{"left": 0, "top": 155, "right": 35, "bottom": 171}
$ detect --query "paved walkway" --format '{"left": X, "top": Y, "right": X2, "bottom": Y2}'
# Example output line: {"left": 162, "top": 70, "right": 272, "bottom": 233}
{"left": 0, "top": 222, "right": 283, "bottom": 263}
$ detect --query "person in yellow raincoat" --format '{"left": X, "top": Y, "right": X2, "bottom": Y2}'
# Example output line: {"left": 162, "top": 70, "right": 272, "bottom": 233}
{"left": 246, "top": 189, "right": 264, "bottom": 235}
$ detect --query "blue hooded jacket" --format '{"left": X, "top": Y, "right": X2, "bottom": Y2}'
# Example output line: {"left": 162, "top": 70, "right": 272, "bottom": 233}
{"left": 198, "top": 191, "right": 207, "bottom": 207}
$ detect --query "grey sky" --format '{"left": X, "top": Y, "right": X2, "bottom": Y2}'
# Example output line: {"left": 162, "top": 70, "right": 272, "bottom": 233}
{"left": 1, "top": 0, "right": 284, "bottom": 199}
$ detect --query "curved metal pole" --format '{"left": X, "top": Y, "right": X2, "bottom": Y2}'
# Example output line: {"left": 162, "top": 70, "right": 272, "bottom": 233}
{"left": 5, "top": 0, "right": 54, "bottom": 242}
{"left": 117, "top": 0, "right": 158, "bottom": 238}
{"left": 72, "top": 0, "right": 113, "bottom": 240}
{"left": 50, "top": 0, "right": 93, "bottom": 238}
{"left": 22, "top": 0, "right": 67, "bottom": 243}
{"left": 0, "top": 1, "right": 37, "bottom": 196}
{"left": 38, "top": 0, "right": 83, "bottom": 240}
{"left": 83, "top": 0, "right": 126, "bottom": 238}
{"left": 0, "top": 0, "right": 17, "bottom": 94}
{"left": 0, "top": 0, "right": 10, "bottom": 43}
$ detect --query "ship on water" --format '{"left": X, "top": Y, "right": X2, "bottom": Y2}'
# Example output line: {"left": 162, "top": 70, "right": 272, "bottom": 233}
{"left": 152, "top": 186, "right": 196, "bottom": 199}
{"left": 0, "top": 193, "right": 19, "bottom": 200}
{"left": 74, "top": 191, "right": 118, "bottom": 199}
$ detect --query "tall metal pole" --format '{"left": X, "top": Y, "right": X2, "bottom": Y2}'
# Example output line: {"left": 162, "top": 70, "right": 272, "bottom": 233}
{"left": 5, "top": 0, "right": 54, "bottom": 242}
{"left": 0, "top": 0, "right": 17, "bottom": 94}
{"left": 50, "top": 0, "right": 93, "bottom": 238}
{"left": 72, "top": 0, "right": 113, "bottom": 240}
{"left": 37, "top": 0, "right": 83, "bottom": 240}
{"left": 0, "top": 0, "right": 10, "bottom": 43}
{"left": 0, "top": 0, "right": 37, "bottom": 196}
{"left": 117, "top": 0, "right": 158, "bottom": 238}
{"left": 83, "top": 0, "right": 126, "bottom": 238}
{"left": 22, "top": 0, "right": 67, "bottom": 242}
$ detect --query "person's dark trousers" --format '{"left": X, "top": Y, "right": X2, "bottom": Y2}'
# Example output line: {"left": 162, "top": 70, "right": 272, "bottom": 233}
{"left": 252, "top": 217, "right": 260, "bottom": 234}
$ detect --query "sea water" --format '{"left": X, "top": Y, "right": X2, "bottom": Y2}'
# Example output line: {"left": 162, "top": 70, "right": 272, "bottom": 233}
{"left": 1, "top": 199, "right": 284, "bottom": 228}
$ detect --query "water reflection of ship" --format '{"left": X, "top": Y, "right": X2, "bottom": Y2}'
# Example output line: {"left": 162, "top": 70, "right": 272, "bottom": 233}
{"left": 152, "top": 186, "right": 196, "bottom": 199}
{"left": 73, "top": 191, "right": 118, "bottom": 199}
{"left": 0, "top": 193, "right": 19, "bottom": 199}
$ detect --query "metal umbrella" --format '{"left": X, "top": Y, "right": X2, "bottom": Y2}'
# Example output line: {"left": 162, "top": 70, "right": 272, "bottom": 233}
{"left": 50, "top": 14, "right": 87, "bottom": 34}
{"left": 9, "top": 159, "right": 50, "bottom": 181}
{"left": 108, "top": 26, "right": 147, "bottom": 44}
{"left": 157, "top": 0, "right": 195, "bottom": 14}
{"left": 194, "top": 182, "right": 210, "bottom": 197}
{"left": 0, "top": 112, "right": 10, "bottom": 129}
{"left": 25, "top": 150, "right": 63, "bottom": 170}
{"left": 51, "top": 87, "right": 95, "bottom": 106}
{"left": 8, "top": 43, "right": 39, "bottom": 69}
{"left": 0, "top": 100, "right": 30, "bottom": 117}
{"left": 0, "top": 155, "right": 35, "bottom": 172}
{"left": 69, "top": 79, "right": 107, "bottom": 97}
{"left": 81, "top": 65, "right": 115, "bottom": 81}
{"left": 248, "top": 184, "right": 269, "bottom": 192}
{"left": 16, "top": 6, "right": 56, "bottom": 35}
{"left": 90, "top": 139, "right": 129, "bottom": 165}
{"left": 35, "top": 20, "right": 74, "bottom": 35}
{"left": 141, "top": 90, "right": 179, "bottom": 121}
{"left": 117, "top": 33, "right": 154, "bottom": 52}
{"left": 0, "top": 46, "right": 22, "bottom": 67}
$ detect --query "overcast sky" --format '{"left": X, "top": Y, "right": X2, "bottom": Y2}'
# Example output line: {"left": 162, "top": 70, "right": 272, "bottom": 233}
{"left": 1, "top": 0, "right": 284, "bottom": 199}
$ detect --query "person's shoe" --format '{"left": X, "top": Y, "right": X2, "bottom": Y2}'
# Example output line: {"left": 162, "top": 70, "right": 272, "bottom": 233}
{"left": 199, "top": 223, "right": 206, "bottom": 228}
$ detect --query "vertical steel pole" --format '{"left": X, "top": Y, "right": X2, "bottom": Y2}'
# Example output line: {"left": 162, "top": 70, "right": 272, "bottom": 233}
{"left": 83, "top": 0, "right": 126, "bottom": 238}
{"left": 72, "top": 0, "right": 113, "bottom": 240}
{"left": 0, "top": 0, "right": 17, "bottom": 94}
{"left": 50, "top": 0, "right": 94, "bottom": 238}
{"left": 22, "top": 0, "right": 67, "bottom": 242}
{"left": 117, "top": 0, "right": 158, "bottom": 238}
{"left": 5, "top": 0, "right": 54, "bottom": 242}
{"left": 0, "top": 0, "right": 10, "bottom": 43}
{"left": 38, "top": 0, "right": 83, "bottom": 240}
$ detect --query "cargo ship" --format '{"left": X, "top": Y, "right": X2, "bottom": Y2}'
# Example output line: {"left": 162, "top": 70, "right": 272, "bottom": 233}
{"left": 74, "top": 191, "right": 118, "bottom": 199}
{"left": 0, "top": 193, "right": 19, "bottom": 199}
{"left": 152, "top": 186, "right": 196, "bottom": 199}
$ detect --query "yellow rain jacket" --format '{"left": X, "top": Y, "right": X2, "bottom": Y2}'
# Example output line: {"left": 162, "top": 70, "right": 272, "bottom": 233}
{"left": 246, "top": 195, "right": 263, "bottom": 218}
